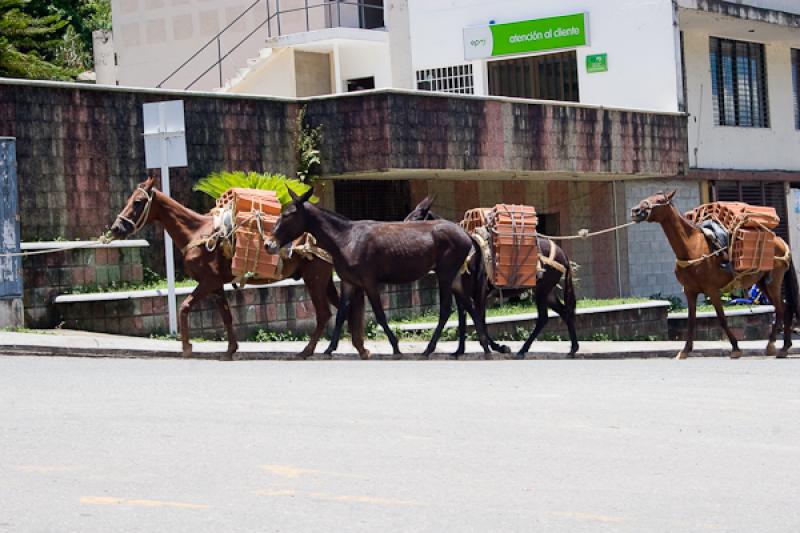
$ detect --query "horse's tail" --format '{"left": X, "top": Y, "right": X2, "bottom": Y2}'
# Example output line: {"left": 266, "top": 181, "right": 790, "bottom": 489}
{"left": 563, "top": 258, "right": 577, "bottom": 316}
{"left": 783, "top": 258, "right": 799, "bottom": 327}
{"left": 326, "top": 276, "right": 339, "bottom": 309}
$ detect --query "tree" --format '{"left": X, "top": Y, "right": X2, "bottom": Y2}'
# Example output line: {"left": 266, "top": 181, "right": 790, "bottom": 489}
{"left": 0, "top": 0, "right": 75, "bottom": 80}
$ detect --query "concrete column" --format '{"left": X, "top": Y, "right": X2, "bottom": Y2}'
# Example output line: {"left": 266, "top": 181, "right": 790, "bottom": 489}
{"left": 386, "top": 0, "right": 414, "bottom": 89}
{"left": 92, "top": 30, "right": 117, "bottom": 86}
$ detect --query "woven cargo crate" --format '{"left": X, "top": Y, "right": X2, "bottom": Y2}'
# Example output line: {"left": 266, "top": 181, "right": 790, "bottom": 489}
{"left": 460, "top": 208, "right": 492, "bottom": 233}
{"left": 216, "top": 188, "right": 282, "bottom": 216}
{"left": 686, "top": 202, "right": 779, "bottom": 231}
{"left": 489, "top": 204, "right": 539, "bottom": 288}
{"left": 732, "top": 229, "right": 775, "bottom": 272}
{"left": 231, "top": 228, "right": 281, "bottom": 280}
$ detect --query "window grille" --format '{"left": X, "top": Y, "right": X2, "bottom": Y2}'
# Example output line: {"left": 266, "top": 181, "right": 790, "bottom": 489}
{"left": 792, "top": 49, "right": 799, "bottom": 130}
{"left": 709, "top": 37, "right": 769, "bottom": 128}
{"left": 416, "top": 64, "right": 474, "bottom": 94}
{"left": 334, "top": 180, "right": 411, "bottom": 221}
{"left": 487, "top": 50, "right": 579, "bottom": 102}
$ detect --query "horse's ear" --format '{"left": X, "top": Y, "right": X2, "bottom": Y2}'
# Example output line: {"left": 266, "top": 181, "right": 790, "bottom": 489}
{"left": 144, "top": 175, "right": 156, "bottom": 190}
{"left": 287, "top": 187, "right": 299, "bottom": 202}
{"left": 298, "top": 187, "right": 314, "bottom": 204}
{"left": 418, "top": 194, "right": 436, "bottom": 212}
{"left": 666, "top": 190, "right": 677, "bottom": 201}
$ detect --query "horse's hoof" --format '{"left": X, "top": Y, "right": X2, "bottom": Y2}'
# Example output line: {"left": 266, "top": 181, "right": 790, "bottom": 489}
{"left": 220, "top": 354, "right": 233, "bottom": 362}
{"left": 515, "top": 351, "right": 527, "bottom": 360}
{"left": 358, "top": 349, "right": 372, "bottom": 360}
{"left": 730, "top": 350, "right": 743, "bottom": 359}
{"left": 498, "top": 345, "right": 512, "bottom": 354}
{"left": 777, "top": 350, "right": 789, "bottom": 359}
{"left": 296, "top": 351, "right": 313, "bottom": 360}
{"left": 766, "top": 343, "right": 777, "bottom": 356}
{"left": 675, "top": 351, "right": 688, "bottom": 360}
{"left": 182, "top": 347, "right": 192, "bottom": 359}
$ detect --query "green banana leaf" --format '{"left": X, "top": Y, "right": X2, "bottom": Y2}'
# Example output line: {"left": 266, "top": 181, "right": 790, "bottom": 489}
{"left": 193, "top": 171, "right": 318, "bottom": 206}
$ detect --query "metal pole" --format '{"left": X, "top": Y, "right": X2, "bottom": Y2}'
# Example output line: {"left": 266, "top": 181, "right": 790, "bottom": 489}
{"left": 266, "top": 0, "right": 271, "bottom": 37}
{"left": 612, "top": 180, "right": 623, "bottom": 298}
{"left": 276, "top": 0, "right": 281, "bottom": 35}
{"left": 337, "top": 0, "right": 341, "bottom": 27}
{"left": 217, "top": 38, "right": 223, "bottom": 88}
{"left": 305, "top": 0, "right": 309, "bottom": 31}
{"left": 158, "top": 104, "right": 178, "bottom": 335}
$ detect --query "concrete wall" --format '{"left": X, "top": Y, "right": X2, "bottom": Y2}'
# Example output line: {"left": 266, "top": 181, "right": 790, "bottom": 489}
{"left": 407, "top": 0, "right": 681, "bottom": 112}
{"left": 295, "top": 51, "right": 333, "bottom": 97}
{"left": 681, "top": 9, "right": 800, "bottom": 171}
{"left": 112, "top": 0, "right": 270, "bottom": 90}
{"left": 623, "top": 179, "right": 703, "bottom": 299}
{"left": 230, "top": 48, "right": 298, "bottom": 97}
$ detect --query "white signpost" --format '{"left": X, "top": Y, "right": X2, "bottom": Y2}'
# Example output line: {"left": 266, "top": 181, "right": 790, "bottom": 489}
{"left": 143, "top": 101, "right": 188, "bottom": 335}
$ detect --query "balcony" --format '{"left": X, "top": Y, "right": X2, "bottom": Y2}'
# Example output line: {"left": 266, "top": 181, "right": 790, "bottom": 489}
{"left": 266, "top": 0, "right": 385, "bottom": 38}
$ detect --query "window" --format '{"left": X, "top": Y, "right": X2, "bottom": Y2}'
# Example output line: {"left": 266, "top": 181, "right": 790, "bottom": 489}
{"left": 347, "top": 77, "right": 375, "bottom": 92}
{"left": 709, "top": 37, "right": 769, "bottom": 127}
{"left": 334, "top": 180, "right": 411, "bottom": 221}
{"left": 792, "top": 49, "right": 799, "bottom": 129}
{"left": 487, "top": 51, "right": 579, "bottom": 102}
{"left": 416, "top": 64, "right": 474, "bottom": 94}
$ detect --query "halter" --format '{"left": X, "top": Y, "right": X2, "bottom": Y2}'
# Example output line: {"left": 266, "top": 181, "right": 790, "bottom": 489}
{"left": 640, "top": 196, "right": 672, "bottom": 221}
{"left": 115, "top": 187, "right": 155, "bottom": 236}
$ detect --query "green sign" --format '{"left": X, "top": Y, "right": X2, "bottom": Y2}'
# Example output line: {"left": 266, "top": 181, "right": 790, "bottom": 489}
{"left": 586, "top": 53, "right": 608, "bottom": 73}
{"left": 464, "top": 13, "right": 588, "bottom": 60}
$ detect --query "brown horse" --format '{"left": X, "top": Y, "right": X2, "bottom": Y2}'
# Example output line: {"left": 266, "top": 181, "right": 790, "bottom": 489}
{"left": 631, "top": 190, "right": 799, "bottom": 359}
{"left": 404, "top": 197, "right": 579, "bottom": 358}
{"left": 266, "top": 188, "right": 492, "bottom": 357}
{"left": 109, "top": 177, "right": 367, "bottom": 360}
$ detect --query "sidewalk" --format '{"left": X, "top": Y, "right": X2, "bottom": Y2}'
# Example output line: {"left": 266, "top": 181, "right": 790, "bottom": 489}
{"left": 1, "top": 329, "right": 798, "bottom": 360}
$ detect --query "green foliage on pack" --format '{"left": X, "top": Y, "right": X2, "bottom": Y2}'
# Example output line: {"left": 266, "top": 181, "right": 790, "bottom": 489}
{"left": 193, "top": 171, "right": 319, "bottom": 206}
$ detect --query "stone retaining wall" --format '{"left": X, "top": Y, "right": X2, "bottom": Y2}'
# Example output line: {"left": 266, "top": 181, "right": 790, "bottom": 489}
{"left": 667, "top": 306, "right": 775, "bottom": 342}
{"left": 55, "top": 276, "right": 440, "bottom": 340}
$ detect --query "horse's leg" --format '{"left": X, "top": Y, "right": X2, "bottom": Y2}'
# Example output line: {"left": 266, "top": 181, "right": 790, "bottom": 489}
{"left": 453, "top": 298, "right": 467, "bottom": 356}
{"left": 347, "top": 288, "right": 370, "bottom": 360}
{"left": 677, "top": 290, "right": 698, "bottom": 359}
{"left": 483, "top": 286, "right": 510, "bottom": 354}
{"left": 364, "top": 284, "right": 402, "bottom": 355}
{"left": 708, "top": 291, "right": 741, "bottom": 358}
{"left": 516, "top": 287, "right": 550, "bottom": 359}
{"left": 179, "top": 283, "right": 213, "bottom": 358}
{"left": 422, "top": 275, "right": 455, "bottom": 357}
{"left": 297, "top": 261, "right": 333, "bottom": 360}
{"left": 323, "top": 281, "right": 355, "bottom": 355}
{"left": 548, "top": 297, "right": 579, "bottom": 357}
{"left": 760, "top": 275, "right": 785, "bottom": 356}
{"left": 452, "top": 285, "right": 491, "bottom": 355}
{"left": 213, "top": 288, "right": 238, "bottom": 361}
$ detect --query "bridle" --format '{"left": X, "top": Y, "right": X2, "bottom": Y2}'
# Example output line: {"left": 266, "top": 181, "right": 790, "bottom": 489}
{"left": 115, "top": 187, "right": 155, "bottom": 236}
{"left": 639, "top": 196, "right": 672, "bottom": 221}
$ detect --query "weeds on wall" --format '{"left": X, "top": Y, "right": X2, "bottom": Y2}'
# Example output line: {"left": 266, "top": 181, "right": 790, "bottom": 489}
{"left": 294, "top": 106, "right": 323, "bottom": 184}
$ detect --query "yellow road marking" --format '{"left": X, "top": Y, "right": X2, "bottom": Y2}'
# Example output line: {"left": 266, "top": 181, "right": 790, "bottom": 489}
{"left": 80, "top": 497, "right": 209, "bottom": 509}
{"left": 261, "top": 464, "right": 365, "bottom": 480}
{"left": 253, "top": 488, "right": 424, "bottom": 507}
{"left": 550, "top": 511, "right": 625, "bottom": 523}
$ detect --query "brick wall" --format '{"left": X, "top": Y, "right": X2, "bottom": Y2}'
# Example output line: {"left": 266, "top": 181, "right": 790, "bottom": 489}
{"left": 23, "top": 246, "right": 147, "bottom": 327}
{"left": 668, "top": 308, "right": 774, "bottom": 342}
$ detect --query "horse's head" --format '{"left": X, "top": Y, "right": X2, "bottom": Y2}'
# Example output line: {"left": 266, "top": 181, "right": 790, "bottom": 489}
{"left": 404, "top": 195, "right": 437, "bottom": 222}
{"left": 109, "top": 176, "right": 157, "bottom": 240}
{"left": 631, "top": 190, "right": 676, "bottom": 223}
{"left": 266, "top": 187, "right": 314, "bottom": 254}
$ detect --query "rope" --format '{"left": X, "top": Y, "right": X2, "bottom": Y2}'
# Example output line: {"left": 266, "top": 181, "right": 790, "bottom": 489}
{"left": 0, "top": 239, "right": 109, "bottom": 258}
{"left": 536, "top": 221, "right": 637, "bottom": 241}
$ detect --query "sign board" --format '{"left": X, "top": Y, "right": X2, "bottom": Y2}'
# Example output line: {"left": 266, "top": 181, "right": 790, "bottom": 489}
{"left": 586, "top": 53, "right": 608, "bottom": 73}
{"left": 0, "top": 138, "right": 22, "bottom": 301}
{"left": 463, "top": 13, "right": 588, "bottom": 61}
{"left": 142, "top": 100, "right": 188, "bottom": 335}
{"left": 143, "top": 100, "right": 187, "bottom": 168}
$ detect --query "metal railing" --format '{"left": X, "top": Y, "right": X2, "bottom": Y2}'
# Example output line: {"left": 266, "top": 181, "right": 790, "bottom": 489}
{"left": 267, "top": 0, "right": 385, "bottom": 37}
{"left": 157, "top": 0, "right": 384, "bottom": 91}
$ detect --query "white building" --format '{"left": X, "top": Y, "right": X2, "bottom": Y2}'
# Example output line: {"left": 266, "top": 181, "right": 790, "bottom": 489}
{"left": 108, "top": 0, "right": 800, "bottom": 297}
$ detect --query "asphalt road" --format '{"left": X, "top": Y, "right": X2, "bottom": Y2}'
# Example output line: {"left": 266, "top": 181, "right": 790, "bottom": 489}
{"left": 1, "top": 356, "right": 798, "bottom": 532}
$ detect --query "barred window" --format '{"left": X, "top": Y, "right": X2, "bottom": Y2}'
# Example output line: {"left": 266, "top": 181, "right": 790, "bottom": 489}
{"left": 416, "top": 64, "right": 474, "bottom": 94}
{"left": 792, "top": 49, "right": 799, "bottom": 129}
{"left": 709, "top": 37, "right": 769, "bottom": 128}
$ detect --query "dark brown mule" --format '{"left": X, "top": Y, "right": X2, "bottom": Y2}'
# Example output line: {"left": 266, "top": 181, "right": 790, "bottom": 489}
{"left": 109, "top": 177, "right": 367, "bottom": 360}
{"left": 631, "top": 190, "right": 799, "bottom": 359}
{"left": 405, "top": 197, "right": 579, "bottom": 358}
{"left": 266, "top": 188, "right": 492, "bottom": 357}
